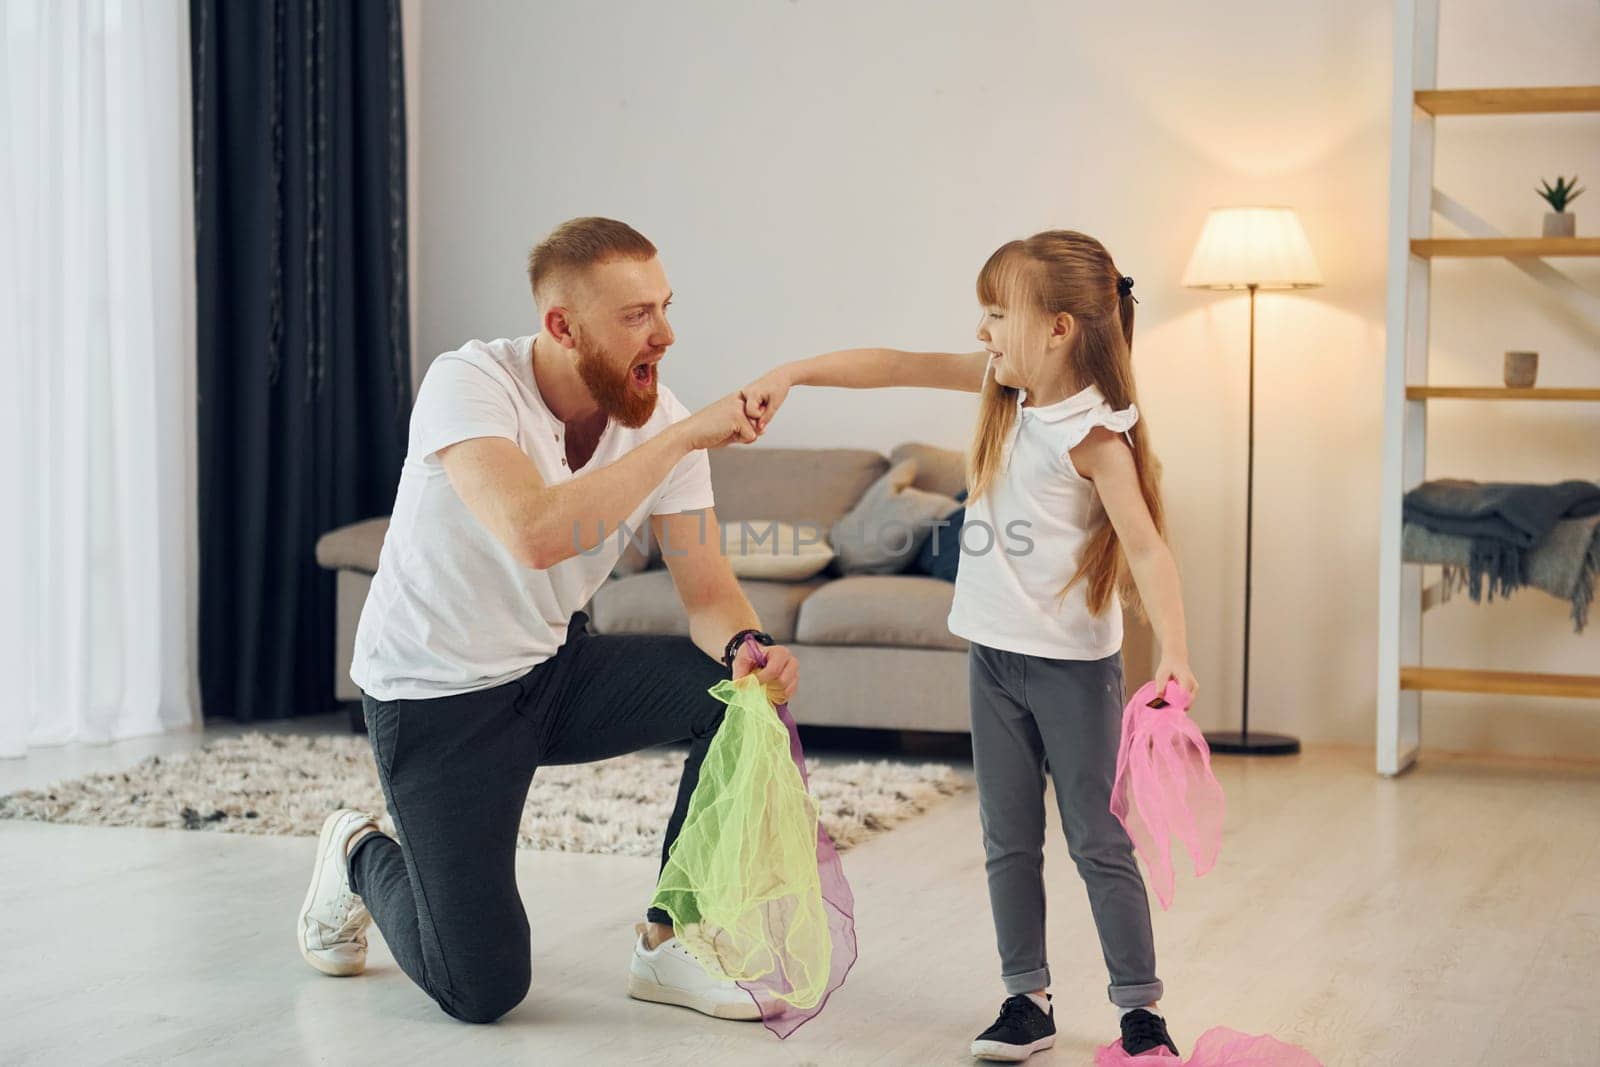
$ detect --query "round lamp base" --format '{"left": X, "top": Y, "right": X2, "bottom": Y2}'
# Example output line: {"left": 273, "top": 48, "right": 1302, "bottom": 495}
{"left": 1204, "top": 731, "right": 1301, "bottom": 756}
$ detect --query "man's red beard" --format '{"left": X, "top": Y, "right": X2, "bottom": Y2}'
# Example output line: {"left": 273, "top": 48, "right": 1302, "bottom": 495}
{"left": 574, "top": 330, "right": 659, "bottom": 429}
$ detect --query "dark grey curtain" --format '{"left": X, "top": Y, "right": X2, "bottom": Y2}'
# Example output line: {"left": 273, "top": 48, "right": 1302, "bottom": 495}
{"left": 191, "top": 0, "right": 411, "bottom": 721}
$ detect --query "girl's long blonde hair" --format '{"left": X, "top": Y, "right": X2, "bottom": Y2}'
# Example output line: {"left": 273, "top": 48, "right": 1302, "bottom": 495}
{"left": 968, "top": 230, "right": 1165, "bottom": 619}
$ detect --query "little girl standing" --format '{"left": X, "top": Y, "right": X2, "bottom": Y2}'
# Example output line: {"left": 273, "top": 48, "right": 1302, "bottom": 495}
{"left": 742, "top": 230, "right": 1198, "bottom": 1061}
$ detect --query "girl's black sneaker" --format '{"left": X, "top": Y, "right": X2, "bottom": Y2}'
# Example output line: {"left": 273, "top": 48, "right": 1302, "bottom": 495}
{"left": 1120, "top": 1008, "right": 1180, "bottom": 1056}
{"left": 970, "top": 994, "right": 1056, "bottom": 1062}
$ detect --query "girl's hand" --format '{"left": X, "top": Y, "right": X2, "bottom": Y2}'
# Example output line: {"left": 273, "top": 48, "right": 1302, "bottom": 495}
{"left": 739, "top": 368, "right": 793, "bottom": 433}
{"left": 1152, "top": 659, "right": 1199, "bottom": 703}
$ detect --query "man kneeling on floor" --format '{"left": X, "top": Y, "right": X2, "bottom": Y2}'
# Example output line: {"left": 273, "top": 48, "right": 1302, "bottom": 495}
{"left": 296, "top": 216, "right": 800, "bottom": 1024}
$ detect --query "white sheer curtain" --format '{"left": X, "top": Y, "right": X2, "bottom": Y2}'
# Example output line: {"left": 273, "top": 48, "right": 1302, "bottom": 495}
{"left": 1, "top": 0, "right": 199, "bottom": 757}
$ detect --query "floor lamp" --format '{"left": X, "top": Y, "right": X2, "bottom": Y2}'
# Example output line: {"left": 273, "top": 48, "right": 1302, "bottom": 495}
{"left": 1182, "top": 207, "right": 1323, "bottom": 756}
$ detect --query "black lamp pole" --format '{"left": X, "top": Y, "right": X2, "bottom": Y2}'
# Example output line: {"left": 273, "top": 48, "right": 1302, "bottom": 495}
{"left": 1205, "top": 284, "right": 1301, "bottom": 756}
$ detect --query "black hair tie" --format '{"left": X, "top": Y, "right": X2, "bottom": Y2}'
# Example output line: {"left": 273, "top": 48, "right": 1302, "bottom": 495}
{"left": 1117, "top": 275, "right": 1138, "bottom": 302}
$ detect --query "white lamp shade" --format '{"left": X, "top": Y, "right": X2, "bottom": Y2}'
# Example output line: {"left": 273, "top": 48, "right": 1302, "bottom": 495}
{"left": 1182, "top": 207, "right": 1323, "bottom": 290}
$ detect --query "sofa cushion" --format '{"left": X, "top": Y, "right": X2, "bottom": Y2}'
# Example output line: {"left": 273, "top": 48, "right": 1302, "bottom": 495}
{"left": 794, "top": 575, "right": 967, "bottom": 651}
{"left": 913, "top": 489, "right": 968, "bottom": 583}
{"left": 725, "top": 521, "right": 836, "bottom": 580}
{"left": 587, "top": 570, "right": 822, "bottom": 643}
{"left": 612, "top": 448, "right": 890, "bottom": 578}
{"left": 830, "top": 460, "right": 963, "bottom": 575}
{"left": 890, "top": 442, "right": 967, "bottom": 500}
{"left": 315, "top": 516, "right": 390, "bottom": 573}
{"left": 707, "top": 448, "right": 889, "bottom": 527}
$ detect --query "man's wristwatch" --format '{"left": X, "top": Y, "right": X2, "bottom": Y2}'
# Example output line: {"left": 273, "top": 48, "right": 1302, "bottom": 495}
{"left": 722, "top": 628, "right": 775, "bottom": 671}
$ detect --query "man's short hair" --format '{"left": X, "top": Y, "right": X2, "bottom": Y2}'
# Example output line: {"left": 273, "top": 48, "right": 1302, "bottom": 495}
{"left": 526, "top": 217, "right": 657, "bottom": 306}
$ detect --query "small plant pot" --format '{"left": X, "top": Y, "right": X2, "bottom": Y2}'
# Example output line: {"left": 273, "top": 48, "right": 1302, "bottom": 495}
{"left": 1542, "top": 212, "right": 1576, "bottom": 238}
{"left": 1504, "top": 351, "right": 1539, "bottom": 389}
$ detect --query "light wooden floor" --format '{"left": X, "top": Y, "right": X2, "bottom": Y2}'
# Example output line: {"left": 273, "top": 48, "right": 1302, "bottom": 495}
{"left": 1, "top": 729, "right": 1597, "bottom": 1066}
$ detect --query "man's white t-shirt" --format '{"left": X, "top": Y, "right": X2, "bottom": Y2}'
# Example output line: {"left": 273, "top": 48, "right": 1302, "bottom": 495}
{"left": 350, "top": 335, "right": 713, "bottom": 701}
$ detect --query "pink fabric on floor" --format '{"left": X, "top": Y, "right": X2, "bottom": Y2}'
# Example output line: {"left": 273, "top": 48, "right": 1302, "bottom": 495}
{"left": 1096, "top": 1027, "right": 1324, "bottom": 1065}
{"left": 1109, "top": 679, "right": 1225, "bottom": 910}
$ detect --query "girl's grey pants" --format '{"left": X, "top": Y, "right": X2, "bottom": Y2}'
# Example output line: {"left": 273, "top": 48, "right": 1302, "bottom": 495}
{"left": 968, "top": 642, "right": 1163, "bottom": 1008}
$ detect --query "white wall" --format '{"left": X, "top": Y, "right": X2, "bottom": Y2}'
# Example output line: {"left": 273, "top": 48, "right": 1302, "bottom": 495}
{"left": 415, "top": 0, "right": 1600, "bottom": 759}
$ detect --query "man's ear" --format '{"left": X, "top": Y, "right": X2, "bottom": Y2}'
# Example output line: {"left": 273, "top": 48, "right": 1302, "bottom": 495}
{"left": 543, "top": 306, "right": 578, "bottom": 349}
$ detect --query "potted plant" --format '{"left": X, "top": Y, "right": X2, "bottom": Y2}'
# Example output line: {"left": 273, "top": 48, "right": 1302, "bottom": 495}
{"left": 1538, "top": 175, "right": 1583, "bottom": 238}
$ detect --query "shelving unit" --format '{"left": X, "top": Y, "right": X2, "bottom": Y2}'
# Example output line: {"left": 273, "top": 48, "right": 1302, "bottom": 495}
{"left": 1400, "top": 669, "right": 1600, "bottom": 701}
{"left": 1410, "top": 237, "right": 1600, "bottom": 258}
{"left": 1377, "top": 0, "right": 1600, "bottom": 775}
{"left": 1405, "top": 387, "right": 1600, "bottom": 402}
{"left": 1413, "top": 85, "right": 1600, "bottom": 116}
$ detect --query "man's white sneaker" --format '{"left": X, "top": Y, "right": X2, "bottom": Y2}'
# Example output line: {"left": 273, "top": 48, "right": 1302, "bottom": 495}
{"left": 626, "top": 932, "right": 764, "bottom": 1021}
{"left": 297, "top": 808, "right": 378, "bottom": 977}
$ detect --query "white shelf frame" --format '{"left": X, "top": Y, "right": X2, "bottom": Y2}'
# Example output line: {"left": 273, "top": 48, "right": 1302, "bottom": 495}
{"left": 1378, "top": 0, "right": 1439, "bottom": 776}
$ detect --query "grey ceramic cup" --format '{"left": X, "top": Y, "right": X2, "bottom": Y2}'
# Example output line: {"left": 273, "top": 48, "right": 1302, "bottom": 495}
{"left": 1504, "top": 350, "right": 1539, "bottom": 389}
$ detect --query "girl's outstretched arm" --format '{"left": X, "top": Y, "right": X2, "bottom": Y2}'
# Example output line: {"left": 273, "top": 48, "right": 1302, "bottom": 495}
{"left": 1072, "top": 427, "right": 1199, "bottom": 699}
{"left": 740, "top": 348, "right": 988, "bottom": 430}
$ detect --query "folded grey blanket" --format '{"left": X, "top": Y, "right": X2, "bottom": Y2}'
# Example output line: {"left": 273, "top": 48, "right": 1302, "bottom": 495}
{"left": 1402, "top": 480, "right": 1600, "bottom": 605}
{"left": 1402, "top": 515, "right": 1600, "bottom": 632}
{"left": 1402, "top": 479, "right": 1600, "bottom": 547}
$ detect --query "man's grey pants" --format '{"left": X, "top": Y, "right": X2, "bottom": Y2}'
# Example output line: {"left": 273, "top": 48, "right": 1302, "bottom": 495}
{"left": 969, "top": 642, "right": 1164, "bottom": 1008}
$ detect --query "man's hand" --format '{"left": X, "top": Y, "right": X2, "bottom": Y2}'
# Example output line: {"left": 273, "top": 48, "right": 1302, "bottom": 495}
{"left": 732, "top": 642, "right": 800, "bottom": 705}
{"left": 677, "top": 391, "right": 764, "bottom": 451}
{"left": 739, "top": 367, "right": 793, "bottom": 434}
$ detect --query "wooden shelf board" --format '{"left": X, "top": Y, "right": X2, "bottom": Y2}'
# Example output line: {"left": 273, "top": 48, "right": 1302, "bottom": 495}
{"left": 1407, "top": 386, "right": 1600, "bottom": 402}
{"left": 1410, "top": 238, "right": 1600, "bottom": 258}
{"left": 1401, "top": 668, "right": 1600, "bottom": 700}
{"left": 1415, "top": 86, "right": 1600, "bottom": 115}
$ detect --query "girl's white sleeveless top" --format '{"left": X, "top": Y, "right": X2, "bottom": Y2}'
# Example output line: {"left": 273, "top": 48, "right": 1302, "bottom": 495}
{"left": 947, "top": 383, "right": 1139, "bottom": 661}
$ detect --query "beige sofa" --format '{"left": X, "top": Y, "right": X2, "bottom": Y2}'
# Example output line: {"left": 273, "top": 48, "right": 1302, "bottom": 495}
{"left": 316, "top": 444, "right": 1153, "bottom": 732}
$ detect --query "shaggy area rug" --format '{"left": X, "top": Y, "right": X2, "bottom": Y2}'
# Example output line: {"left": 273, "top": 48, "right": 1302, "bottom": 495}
{"left": 0, "top": 734, "right": 967, "bottom": 856}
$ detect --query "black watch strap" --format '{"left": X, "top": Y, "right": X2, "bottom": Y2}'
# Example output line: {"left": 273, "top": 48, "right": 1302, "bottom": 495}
{"left": 722, "top": 628, "right": 774, "bottom": 670}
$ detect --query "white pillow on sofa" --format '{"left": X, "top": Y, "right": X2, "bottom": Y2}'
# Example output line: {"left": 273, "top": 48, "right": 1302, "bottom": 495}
{"left": 721, "top": 520, "right": 836, "bottom": 580}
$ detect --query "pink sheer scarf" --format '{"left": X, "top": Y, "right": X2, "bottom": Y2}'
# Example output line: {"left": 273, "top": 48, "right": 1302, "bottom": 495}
{"left": 1109, "top": 680, "right": 1224, "bottom": 910}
